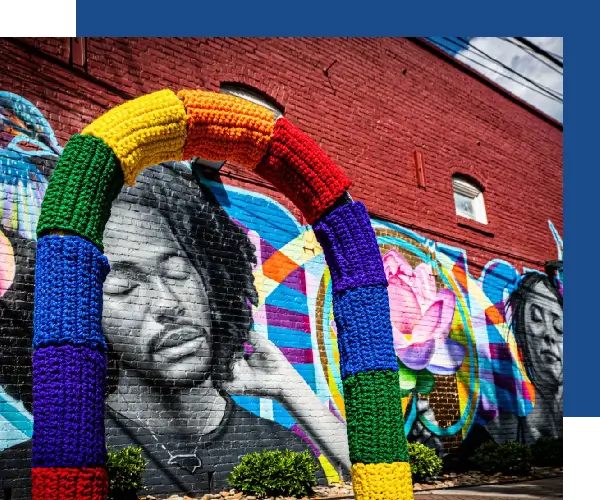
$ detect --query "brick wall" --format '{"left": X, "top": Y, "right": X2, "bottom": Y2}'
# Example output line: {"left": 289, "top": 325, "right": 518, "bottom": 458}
{"left": 0, "top": 37, "right": 562, "bottom": 499}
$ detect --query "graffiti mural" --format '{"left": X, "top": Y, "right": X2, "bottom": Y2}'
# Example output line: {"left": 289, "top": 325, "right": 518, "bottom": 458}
{"left": 0, "top": 93, "right": 563, "bottom": 497}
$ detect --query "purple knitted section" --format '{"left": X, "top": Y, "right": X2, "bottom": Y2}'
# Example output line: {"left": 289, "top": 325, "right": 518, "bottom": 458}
{"left": 34, "top": 235, "right": 110, "bottom": 352}
{"left": 32, "top": 345, "right": 107, "bottom": 467}
{"left": 313, "top": 201, "right": 387, "bottom": 294}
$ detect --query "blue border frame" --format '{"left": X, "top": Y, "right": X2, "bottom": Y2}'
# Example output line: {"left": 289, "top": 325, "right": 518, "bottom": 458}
{"left": 76, "top": 1, "right": 564, "bottom": 36}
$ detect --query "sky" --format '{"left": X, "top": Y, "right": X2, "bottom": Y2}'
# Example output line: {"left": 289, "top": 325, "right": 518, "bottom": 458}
{"left": 429, "top": 37, "right": 563, "bottom": 123}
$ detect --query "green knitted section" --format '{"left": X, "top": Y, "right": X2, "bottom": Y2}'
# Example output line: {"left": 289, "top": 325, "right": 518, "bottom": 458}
{"left": 37, "top": 134, "right": 124, "bottom": 250}
{"left": 343, "top": 369, "right": 410, "bottom": 464}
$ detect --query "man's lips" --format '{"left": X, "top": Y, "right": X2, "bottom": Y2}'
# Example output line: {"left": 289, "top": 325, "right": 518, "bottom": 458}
{"left": 151, "top": 327, "right": 207, "bottom": 362}
{"left": 541, "top": 350, "right": 561, "bottom": 363}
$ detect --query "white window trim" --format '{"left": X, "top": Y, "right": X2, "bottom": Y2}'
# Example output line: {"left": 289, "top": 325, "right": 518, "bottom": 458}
{"left": 452, "top": 177, "right": 488, "bottom": 224}
{"left": 220, "top": 83, "right": 284, "bottom": 119}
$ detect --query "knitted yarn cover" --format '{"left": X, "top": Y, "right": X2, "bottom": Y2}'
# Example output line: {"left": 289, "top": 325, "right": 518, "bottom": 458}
{"left": 34, "top": 235, "right": 110, "bottom": 352}
{"left": 82, "top": 89, "right": 187, "bottom": 186}
{"left": 256, "top": 117, "right": 351, "bottom": 224}
{"left": 313, "top": 201, "right": 388, "bottom": 294}
{"left": 32, "top": 345, "right": 107, "bottom": 467}
{"left": 178, "top": 89, "right": 275, "bottom": 168}
{"left": 351, "top": 462, "right": 414, "bottom": 500}
{"left": 32, "top": 467, "right": 109, "bottom": 500}
{"left": 342, "top": 369, "right": 410, "bottom": 464}
{"left": 332, "top": 286, "right": 399, "bottom": 379}
{"left": 32, "top": 87, "right": 414, "bottom": 500}
{"left": 36, "top": 134, "right": 124, "bottom": 251}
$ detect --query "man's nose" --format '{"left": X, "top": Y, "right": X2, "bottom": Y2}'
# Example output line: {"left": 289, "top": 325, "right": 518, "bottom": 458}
{"left": 149, "top": 275, "right": 183, "bottom": 323}
{"left": 543, "top": 317, "right": 556, "bottom": 345}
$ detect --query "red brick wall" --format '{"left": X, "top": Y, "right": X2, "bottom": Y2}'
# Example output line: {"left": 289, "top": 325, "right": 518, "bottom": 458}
{"left": 1, "top": 37, "right": 562, "bottom": 274}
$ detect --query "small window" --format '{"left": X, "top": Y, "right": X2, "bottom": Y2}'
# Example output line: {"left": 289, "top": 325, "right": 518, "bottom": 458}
{"left": 452, "top": 175, "right": 487, "bottom": 224}
{"left": 220, "top": 83, "right": 284, "bottom": 119}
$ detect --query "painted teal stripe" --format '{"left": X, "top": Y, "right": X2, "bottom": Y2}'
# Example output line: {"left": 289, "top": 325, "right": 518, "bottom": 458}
{"left": 0, "top": 413, "right": 29, "bottom": 452}
{"left": 267, "top": 325, "right": 312, "bottom": 349}
{"left": 266, "top": 282, "right": 309, "bottom": 315}
{"left": 0, "top": 387, "right": 33, "bottom": 438}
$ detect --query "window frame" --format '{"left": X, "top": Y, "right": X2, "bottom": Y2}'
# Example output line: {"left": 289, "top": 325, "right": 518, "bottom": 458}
{"left": 219, "top": 82, "right": 284, "bottom": 119}
{"left": 452, "top": 175, "right": 488, "bottom": 225}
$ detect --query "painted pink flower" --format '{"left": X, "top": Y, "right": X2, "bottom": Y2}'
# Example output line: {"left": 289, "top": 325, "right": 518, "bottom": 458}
{"left": 384, "top": 249, "right": 465, "bottom": 375}
{"left": 0, "top": 229, "right": 15, "bottom": 297}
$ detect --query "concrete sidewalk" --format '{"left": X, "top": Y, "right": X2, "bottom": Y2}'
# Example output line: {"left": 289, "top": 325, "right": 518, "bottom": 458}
{"left": 414, "top": 477, "right": 562, "bottom": 500}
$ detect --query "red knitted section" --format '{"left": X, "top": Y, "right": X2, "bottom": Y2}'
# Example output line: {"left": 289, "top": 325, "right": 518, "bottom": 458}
{"left": 32, "top": 467, "right": 109, "bottom": 500}
{"left": 256, "top": 117, "right": 352, "bottom": 224}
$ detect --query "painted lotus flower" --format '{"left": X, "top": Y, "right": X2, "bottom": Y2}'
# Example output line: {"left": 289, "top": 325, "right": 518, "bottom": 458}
{"left": 0, "top": 229, "right": 15, "bottom": 297}
{"left": 384, "top": 249, "right": 465, "bottom": 375}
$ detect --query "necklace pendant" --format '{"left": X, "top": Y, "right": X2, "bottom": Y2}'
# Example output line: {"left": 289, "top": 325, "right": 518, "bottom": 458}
{"left": 168, "top": 453, "right": 203, "bottom": 474}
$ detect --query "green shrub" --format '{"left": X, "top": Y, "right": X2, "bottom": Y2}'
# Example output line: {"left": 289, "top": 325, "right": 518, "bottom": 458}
{"left": 228, "top": 449, "right": 319, "bottom": 497}
{"left": 472, "top": 441, "right": 531, "bottom": 475}
{"left": 531, "top": 437, "right": 563, "bottom": 467}
{"left": 408, "top": 442, "right": 443, "bottom": 481}
{"left": 107, "top": 447, "right": 147, "bottom": 500}
{"left": 471, "top": 441, "right": 501, "bottom": 473}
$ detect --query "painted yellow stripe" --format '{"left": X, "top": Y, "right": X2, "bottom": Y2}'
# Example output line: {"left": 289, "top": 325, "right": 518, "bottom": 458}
{"left": 318, "top": 455, "right": 341, "bottom": 484}
{"left": 82, "top": 89, "right": 187, "bottom": 186}
{"left": 351, "top": 462, "right": 414, "bottom": 500}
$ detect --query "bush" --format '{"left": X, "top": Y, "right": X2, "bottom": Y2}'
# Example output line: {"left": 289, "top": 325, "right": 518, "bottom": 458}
{"left": 408, "top": 442, "right": 443, "bottom": 481}
{"left": 471, "top": 441, "right": 501, "bottom": 473}
{"left": 228, "top": 449, "right": 319, "bottom": 497}
{"left": 472, "top": 441, "right": 531, "bottom": 476}
{"left": 531, "top": 437, "right": 563, "bottom": 467}
{"left": 107, "top": 447, "right": 147, "bottom": 500}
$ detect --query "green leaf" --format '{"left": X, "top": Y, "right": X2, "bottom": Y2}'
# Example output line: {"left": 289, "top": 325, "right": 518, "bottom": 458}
{"left": 415, "top": 370, "right": 435, "bottom": 395}
{"left": 398, "top": 363, "right": 417, "bottom": 391}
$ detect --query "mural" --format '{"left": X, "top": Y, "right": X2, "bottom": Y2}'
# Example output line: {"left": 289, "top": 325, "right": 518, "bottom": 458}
{"left": 0, "top": 93, "right": 563, "bottom": 497}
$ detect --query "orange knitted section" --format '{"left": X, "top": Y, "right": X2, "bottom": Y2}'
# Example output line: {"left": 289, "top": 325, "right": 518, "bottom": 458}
{"left": 178, "top": 89, "right": 275, "bottom": 168}
{"left": 32, "top": 467, "right": 109, "bottom": 500}
{"left": 256, "top": 117, "right": 352, "bottom": 224}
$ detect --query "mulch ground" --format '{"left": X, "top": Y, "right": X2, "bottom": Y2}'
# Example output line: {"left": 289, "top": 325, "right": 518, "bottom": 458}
{"left": 141, "top": 466, "right": 562, "bottom": 500}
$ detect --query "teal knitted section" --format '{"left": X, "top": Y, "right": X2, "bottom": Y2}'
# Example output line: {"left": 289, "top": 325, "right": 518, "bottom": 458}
{"left": 37, "top": 134, "right": 124, "bottom": 250}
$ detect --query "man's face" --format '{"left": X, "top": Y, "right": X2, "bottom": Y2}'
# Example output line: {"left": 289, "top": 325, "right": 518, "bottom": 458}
{"left": 102, "top": 201, "right": 213, "bottom": 385}
{"left": 524, "top": 281, "right": 563, "bottom": 389}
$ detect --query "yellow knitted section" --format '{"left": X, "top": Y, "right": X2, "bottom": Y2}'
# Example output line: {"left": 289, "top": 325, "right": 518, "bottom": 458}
{"left": 82, "top": 89, "right": 187, "bottom": 186}
{"left": 177, "top": 89, "right": 275, "bottom": 169}
{"left": 351, "top": 462, "right": 414, "bottom": 500}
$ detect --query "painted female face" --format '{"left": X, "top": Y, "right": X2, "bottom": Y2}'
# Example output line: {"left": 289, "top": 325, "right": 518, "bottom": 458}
{"left": 524, "top": 281, "right": 563, "bottom": 389}
{"left": 102, "top": 200, "right": 213, "bottom": 385}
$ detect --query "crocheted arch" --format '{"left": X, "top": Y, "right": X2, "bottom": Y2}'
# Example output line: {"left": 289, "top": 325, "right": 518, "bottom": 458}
{"left": 33, "top": 89, "right": 414, "bottom": 500}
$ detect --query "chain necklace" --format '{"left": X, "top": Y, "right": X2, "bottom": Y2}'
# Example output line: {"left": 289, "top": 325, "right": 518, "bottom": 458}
{"left": 112, "top": 407, "right": 204, "bottom": 474}
{"left": 148, "top": 426, "right": 203, "bottom": 474}
{"left": 108, "top": 379, "right": 231, "bottom": 475}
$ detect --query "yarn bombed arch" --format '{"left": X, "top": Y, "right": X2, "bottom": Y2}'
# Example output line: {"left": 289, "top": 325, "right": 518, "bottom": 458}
{"left": 33, "top": 89, "right": 414, "bottom": 500}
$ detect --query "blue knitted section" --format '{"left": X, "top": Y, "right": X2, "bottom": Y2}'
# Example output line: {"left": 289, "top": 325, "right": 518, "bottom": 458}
{"left": 32, "top": 345, "right": 106, "bottom": 467}
{"left": 333, "top": 285, "right": 399, "bottom": 379}
{"left": 34, "top": 235, "right": 110, "bottom": 352}
{"left": 313, "top": 201, "right": 387, "bottom": 294}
